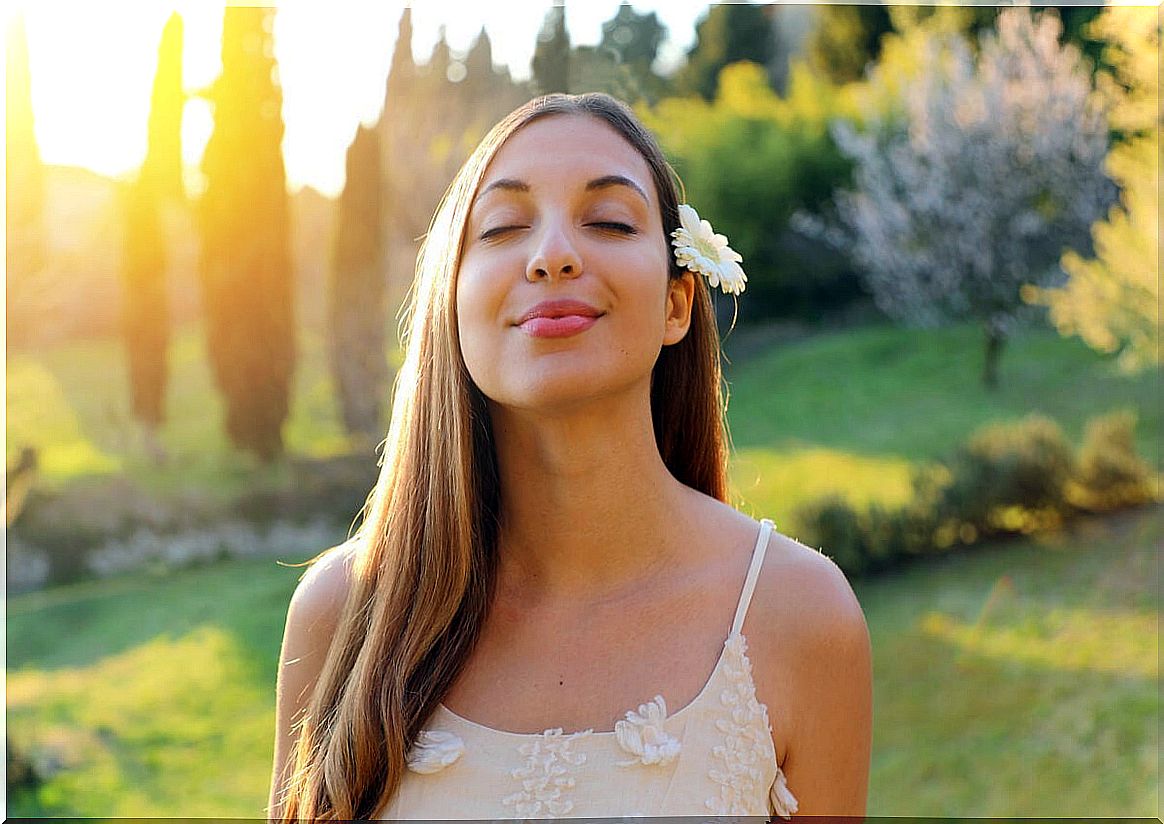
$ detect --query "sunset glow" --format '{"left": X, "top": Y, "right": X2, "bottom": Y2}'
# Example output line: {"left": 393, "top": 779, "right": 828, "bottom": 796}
{"left": 4, "top": 0, "right": 706, "bottom": 197}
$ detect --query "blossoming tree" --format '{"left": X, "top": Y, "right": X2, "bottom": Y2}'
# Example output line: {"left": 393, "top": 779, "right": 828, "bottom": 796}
{"left": 795, "top": 7, "right": 1117, "bottom": 389}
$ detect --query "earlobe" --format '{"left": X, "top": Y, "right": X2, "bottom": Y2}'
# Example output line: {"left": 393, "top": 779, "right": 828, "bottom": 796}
{"left": 663, "top": 272, "right": 696, "bottom": 346}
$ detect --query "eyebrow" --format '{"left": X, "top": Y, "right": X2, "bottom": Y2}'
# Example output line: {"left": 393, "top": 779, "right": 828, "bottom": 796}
{"left": 473, "top": 174, "right": 650, "bottom": 207}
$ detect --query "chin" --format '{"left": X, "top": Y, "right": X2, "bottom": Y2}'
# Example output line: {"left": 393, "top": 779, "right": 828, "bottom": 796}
{"left": 518, "top": 364, "right": 648, "bottom": 413}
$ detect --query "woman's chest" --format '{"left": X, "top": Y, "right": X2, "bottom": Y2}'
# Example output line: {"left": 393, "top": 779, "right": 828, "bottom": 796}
{"left": 440, "top": 573, "right": 738, "bottom": 735}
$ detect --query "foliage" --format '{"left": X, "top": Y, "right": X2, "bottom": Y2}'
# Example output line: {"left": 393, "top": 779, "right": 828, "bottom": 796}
{"left": 675, "top": 4, "right": 775, "bottom": 101}
{"left": 531, "top": 5, "right": 570, "bottom": 95}
{"left": 329, "top": 119, "right": 387, "bottom": 441}
{"left": 376, "top": 12, "right": 527, "bottom": 327}
{"left": 568, "top": 6, "right": 671, "bottom": 104}
{"left": 795, "top": 408, "right": 1160, "bottom": 576}
{"left": 794, "top": 7, "right": 1118, "bottom": 388}
{"left": 198, "top": 7, "right": 295, "bottom": 462}
{"left": 1069, "top": 409, "right": 1159, "bottom": 512}
{"left": 6, "top": 13, "right": 53, "bottom": 348}
{"left": 1020, "top": 6, "right": 1161, "bottom": 375}
{"left": 640, "top": 61, "right": 861, "bottom": 321}
{"left": 600, "top": 4, "right": 666, "bottom": 67}
{"left": 804, "top": 4, "right": 894, "bottom": 84}
{"left": 141, "top": 13, "right": 185, "bottom": 202}
{"left": 119, "top": 180, "right": 169, "bottom": 432}
{"left": 937, "top": 414, "right": 1078, "bottom": 532}
{"left": 121, "top": 13, "right": 184, "bottom": 437}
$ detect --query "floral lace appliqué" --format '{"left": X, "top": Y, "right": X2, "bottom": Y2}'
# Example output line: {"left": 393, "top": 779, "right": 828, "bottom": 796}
{"left": 405, "top": 729, "right": 465, "bottom": 774}
{"left": 770, "top": 765, "right": 799, "bottom": 818}
{"left": 614, "top": 694, "right": 682, "bottom": 767}
{"left": 705, "top": 632, "right": 798, "bottom": 818}
{"left": 501, "top": 727, "right": 593, "bottom": 817}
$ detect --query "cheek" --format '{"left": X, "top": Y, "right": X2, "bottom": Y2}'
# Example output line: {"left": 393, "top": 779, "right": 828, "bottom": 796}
{"left": 454, "top": 263, "right": 506, "bottom": 383}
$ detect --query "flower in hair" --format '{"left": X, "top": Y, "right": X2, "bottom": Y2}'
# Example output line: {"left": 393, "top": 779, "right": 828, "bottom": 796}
{"left": 671, "top": 204, "right": 747, "bottom": 296}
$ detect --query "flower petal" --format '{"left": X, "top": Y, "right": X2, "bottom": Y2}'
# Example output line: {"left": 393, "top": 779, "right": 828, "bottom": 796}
{"left": 406, "top": 729, "right": 465, "bottom": 774}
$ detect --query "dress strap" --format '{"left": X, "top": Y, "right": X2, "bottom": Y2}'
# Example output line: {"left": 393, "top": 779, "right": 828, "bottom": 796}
{"left": 730, "top": 518, "right": 776, "bottom": 637}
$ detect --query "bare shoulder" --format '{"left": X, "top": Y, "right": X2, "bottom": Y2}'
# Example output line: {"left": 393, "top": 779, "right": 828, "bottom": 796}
{"left": 739, "top": 519, "right": 872, "bottom": 770}
{"left": 286, "top": 540, "right": 360, "bottom": 636}
{"left": 758, "top": 526, "right": 868, "bottom": 637}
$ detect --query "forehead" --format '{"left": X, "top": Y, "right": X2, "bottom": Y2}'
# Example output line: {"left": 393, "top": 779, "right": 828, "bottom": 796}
{"left": 477, "top": 114, "right": 657, "bottom": 206}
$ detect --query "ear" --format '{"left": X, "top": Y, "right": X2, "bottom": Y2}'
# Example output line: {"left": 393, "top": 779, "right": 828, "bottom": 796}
{"left": 662, "top": 271, "right": 696, "bottom": 346}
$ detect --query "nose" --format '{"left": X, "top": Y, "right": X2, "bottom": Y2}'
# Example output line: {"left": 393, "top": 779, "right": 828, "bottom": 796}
{"left": 526, "top": 219, "right": 582, "bottom": 283}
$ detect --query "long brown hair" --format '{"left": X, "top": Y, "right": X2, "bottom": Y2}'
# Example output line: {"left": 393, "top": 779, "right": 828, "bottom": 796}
{"left": 276, "top": 93, "right": 736, "bottom": 820}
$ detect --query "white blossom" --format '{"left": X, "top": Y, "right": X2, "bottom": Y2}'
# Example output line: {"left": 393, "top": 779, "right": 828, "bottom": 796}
{"left": 671, "top": 204, "right": 748, "bottom": 296}
{"left": 793, "top": 8, "right": 1117, "bottom": 344}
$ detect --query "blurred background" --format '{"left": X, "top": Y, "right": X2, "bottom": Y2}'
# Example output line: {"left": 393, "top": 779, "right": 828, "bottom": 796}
{"left": 5, "top": 0, "right": 1159, "bottom": 816}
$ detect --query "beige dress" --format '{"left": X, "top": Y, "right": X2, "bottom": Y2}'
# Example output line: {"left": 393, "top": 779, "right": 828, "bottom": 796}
{"left": 375, "top": 517, "right": 799, "bottom": 820}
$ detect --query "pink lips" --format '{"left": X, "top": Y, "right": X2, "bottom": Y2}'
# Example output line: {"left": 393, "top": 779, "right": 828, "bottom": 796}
{"left": 515, "top": 299, "right": 603, "bottom": 339}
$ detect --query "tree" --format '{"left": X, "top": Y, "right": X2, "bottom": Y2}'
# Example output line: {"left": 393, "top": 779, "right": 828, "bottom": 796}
{"left": 198, "top": 6, "right": 295, "bottom": 462}
{"left": 329, "top": 124, "right": 387, "bottom": 442}
{"left": 531, "top": 5, "right": 570, "bottom": 95}
{"left": 121, "top": 11, "right": 185, "bottom": 463}
{"left": 376, "top": 10, "right": 526, "bottom": 331}
{"left": 805, "top": 3, "right": 894, "bottom": 84}
{"left": 1020, "top": 6, "right": 1160, "bottom": 375}
{"left": 676, "top": 3, "right": 775, "bottom": 100}
{"left": 576, "top": 4, "right": 670, "bottom": 103}
{"left": 794, "top": 7, "right": 1117, "bottom": 389}
{"left": 6, "top": 12, "right": 54, "bottom": 349}
{"left": 600, "top": 4, "right": 665, "bottom": 67}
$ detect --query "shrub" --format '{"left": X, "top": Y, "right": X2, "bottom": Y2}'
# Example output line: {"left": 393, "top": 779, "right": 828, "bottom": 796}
{"left": 794, "top": 493, "right": 867, "bottom": 575}
{"left": 936, "top": 414, "right": 1076, "bottom": 535}
{"left": 1068, "top": 409, "right": 1160, "bottom": 511}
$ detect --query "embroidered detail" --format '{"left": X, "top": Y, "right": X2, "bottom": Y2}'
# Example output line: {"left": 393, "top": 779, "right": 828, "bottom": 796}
{"left": 614, "top": 694, "right": 682, "bottom": 767}
{"left": 770, "top": 765, "right": 800, "bottom": 819}
{"left": 501, "top": 727, "right": 593, "bottom": 817}
{"left": 705, "top": 633, "right": 790, "bottom": 816}
{"left": 405, "top": 729, "right": 465, "bottom": 774}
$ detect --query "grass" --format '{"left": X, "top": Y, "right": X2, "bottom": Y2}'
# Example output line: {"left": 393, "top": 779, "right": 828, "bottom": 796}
{"left": 7, "top": 506, "right": 1158, "bottom": 816}
{"left": 5, "top": 315, "right": 1160, "bottom": 815}
{"left": 6, "top": 321, "right": 366, "bottom": 502}
{"left": 859, "top": 504, "right": 1159, "bottom": 815}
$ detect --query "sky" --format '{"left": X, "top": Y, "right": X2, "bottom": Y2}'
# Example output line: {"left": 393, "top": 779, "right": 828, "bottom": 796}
{"left": 5, "top": 0, "right": 711, "bottom": 198}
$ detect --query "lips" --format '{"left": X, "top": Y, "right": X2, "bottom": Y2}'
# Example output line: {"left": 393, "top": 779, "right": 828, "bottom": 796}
{"left": 512, "top": 299, "right": 605, "bottom": 339}
{"left": 515, "top": 299, "right": 603, "bottom": 326}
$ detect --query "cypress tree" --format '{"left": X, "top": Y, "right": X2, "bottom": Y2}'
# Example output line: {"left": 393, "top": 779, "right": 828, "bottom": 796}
{"left": 198, "top": 6, "right": 295, "bottom": 462}
{"left": 122, "top": 12, "right": 184, "bottom": 460}
{"left": 6, "top": 13, "right": 47, "bottom": 347}
{"left": 532, "top": 4, "right": 570, "bottom": 94}
{"left": 328, "top": 124, "right": 386, "bottom": 442}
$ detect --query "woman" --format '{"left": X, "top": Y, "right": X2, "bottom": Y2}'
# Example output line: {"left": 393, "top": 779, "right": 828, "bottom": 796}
{"left": 269, "top": 93, "right": 872, "bottom": 821}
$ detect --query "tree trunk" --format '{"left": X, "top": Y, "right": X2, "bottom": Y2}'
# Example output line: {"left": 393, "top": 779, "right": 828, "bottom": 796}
{"left": 983, "top": 325, "right": 1006, "bottom": 390}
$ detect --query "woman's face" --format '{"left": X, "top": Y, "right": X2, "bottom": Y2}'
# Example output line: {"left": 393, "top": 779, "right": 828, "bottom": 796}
{"left": 456, "top": 114, "right": 693, "bottom": 413}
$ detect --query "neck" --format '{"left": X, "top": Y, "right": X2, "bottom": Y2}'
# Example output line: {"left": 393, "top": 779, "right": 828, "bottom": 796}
{"left": 487, "top": 388, "right": 702, "bottom": 607}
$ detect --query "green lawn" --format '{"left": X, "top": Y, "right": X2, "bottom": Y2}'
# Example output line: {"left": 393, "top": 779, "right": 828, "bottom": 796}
{"left": 8, "top": 505, "right": 1158, "bottom": 816}
{"left": 6, "top": 317, "right": 1160, "bottom": 815}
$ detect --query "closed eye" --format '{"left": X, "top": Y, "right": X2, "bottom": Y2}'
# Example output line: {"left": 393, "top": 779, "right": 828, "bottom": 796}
{"left": 479, "top": 225, "right": 528, "bottom": 241}
{"left": 588, "top": 222, "right": 637, "bottom": 235}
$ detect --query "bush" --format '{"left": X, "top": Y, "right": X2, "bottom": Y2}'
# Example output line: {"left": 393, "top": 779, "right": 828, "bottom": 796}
{"left": 1068, "top": 409, "right": 1160, "bottom": 511}
{"left": 639, "top": 62, "right": 864, "bottom": 323}
{"left": 794, "top": 409, "right": 1156, "bottom": 578}
{"left": 936, "top": 413, "right": 1076, "bottom": 535}
{"left": 794, "top": 493, "right": 867, "bottom": 575}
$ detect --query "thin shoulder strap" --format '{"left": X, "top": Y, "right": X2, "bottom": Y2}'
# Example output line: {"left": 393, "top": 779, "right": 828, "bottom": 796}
{"left": 730, "top": 518, "right": 776, "bottom": 637}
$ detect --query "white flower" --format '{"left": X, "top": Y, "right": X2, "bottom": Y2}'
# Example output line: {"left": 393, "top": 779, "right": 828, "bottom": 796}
{"left": 614, "top": 694, "right": 682, "bottom": 767}
{"left": 406, "top": 729, "right": 465, "bottom": 774}
{"left": 671, "top": 204, "right": 747, "bottom": 296}
{"left": 769, "top": 766, "right": 799, "bottom": 819}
